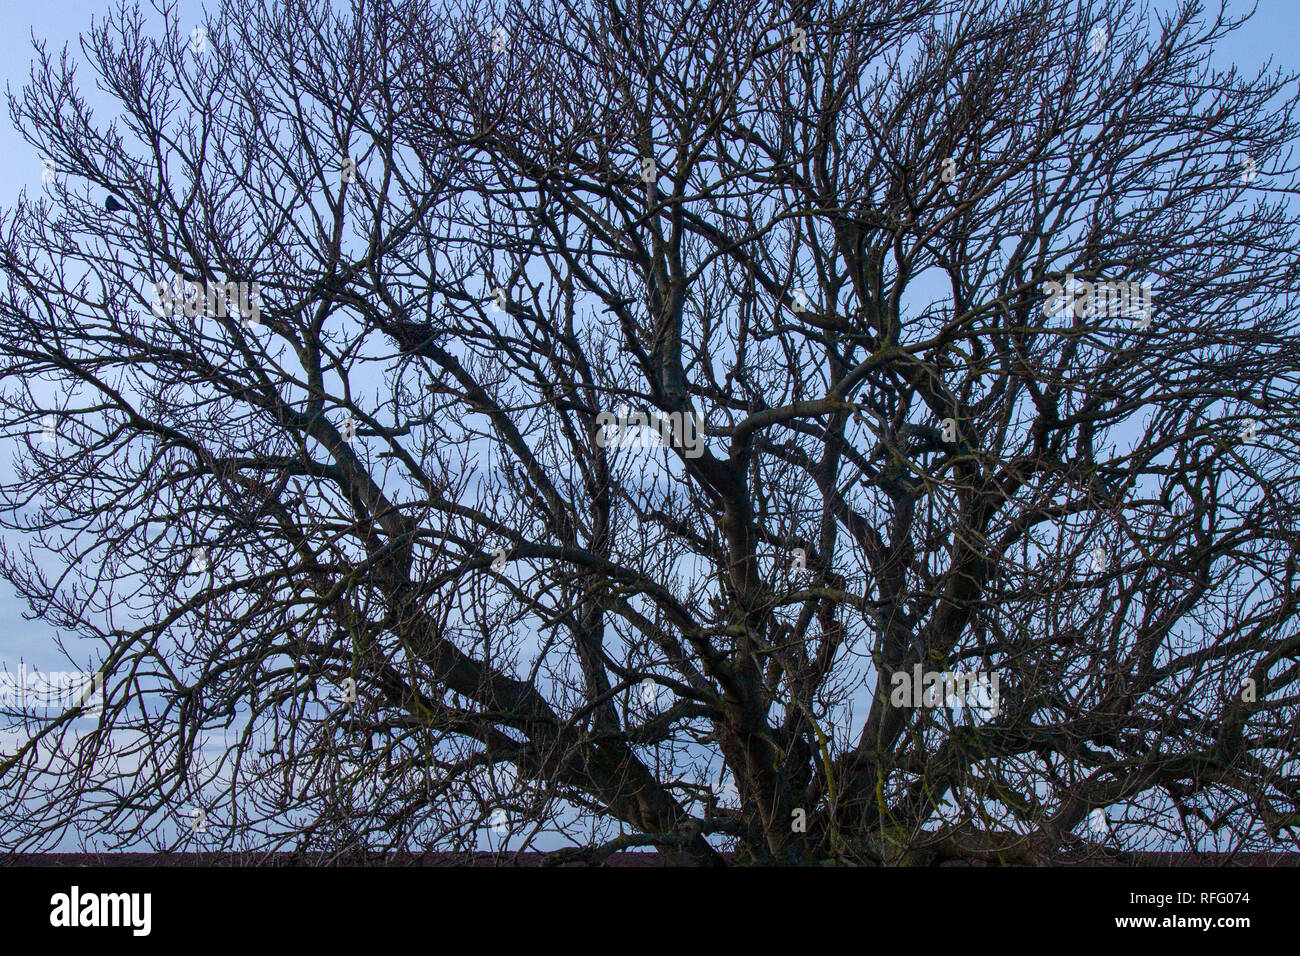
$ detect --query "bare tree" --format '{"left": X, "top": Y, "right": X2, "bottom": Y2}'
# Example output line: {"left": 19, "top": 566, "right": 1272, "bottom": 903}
{"left": 0, "top": 0, "right": 1298, "bottom": 865}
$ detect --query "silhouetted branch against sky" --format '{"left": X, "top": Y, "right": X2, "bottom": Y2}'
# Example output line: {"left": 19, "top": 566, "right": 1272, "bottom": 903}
{"left": 0, "top": 0, "right": 1297, "bottom": 865}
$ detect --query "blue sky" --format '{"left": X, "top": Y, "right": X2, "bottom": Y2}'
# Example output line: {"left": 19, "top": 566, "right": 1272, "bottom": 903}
{"left": 1, "top": 0, "right": 1296, "bottom": 669}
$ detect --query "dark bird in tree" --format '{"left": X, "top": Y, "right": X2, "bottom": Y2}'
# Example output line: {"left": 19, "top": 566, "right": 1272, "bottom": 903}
{"left": 104, "top": 195, "right": 130, "bottom": 213}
